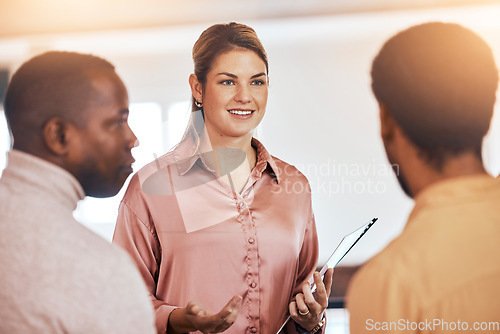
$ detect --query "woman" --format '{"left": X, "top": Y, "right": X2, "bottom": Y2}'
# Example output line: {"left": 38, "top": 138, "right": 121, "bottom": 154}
{"left": 113, "top": 22, "right": 333, "bottom": 334}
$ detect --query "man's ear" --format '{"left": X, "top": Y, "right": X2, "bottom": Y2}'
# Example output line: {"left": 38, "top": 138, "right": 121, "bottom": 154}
{"left": 42, "top": 117, "right": 71, "bottom": 156}
{"left": 189, "top": 74, "right": 203, "bottom": 103}
{"left": 379, "top": 103, "right": 396, "bottom": 142}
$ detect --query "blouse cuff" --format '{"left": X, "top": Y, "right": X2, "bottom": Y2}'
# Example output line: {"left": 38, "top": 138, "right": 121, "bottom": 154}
{"left": 155, "top": 303, "right": 179, "bottom": 334}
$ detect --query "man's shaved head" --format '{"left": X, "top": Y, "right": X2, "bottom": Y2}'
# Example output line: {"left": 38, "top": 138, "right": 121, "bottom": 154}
{"left": 4, "top": 51, "right": 115, "bottom": 147}
{"left": 3, "top": 51, "right": 138, "bottom": 198}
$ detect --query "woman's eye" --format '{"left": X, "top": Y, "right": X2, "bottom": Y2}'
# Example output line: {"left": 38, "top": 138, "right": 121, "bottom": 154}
{"left": 251, "top": 79, "right": 265, "bottom": 86}
{"left": 220, "top": 80, "right": 234, "bottom": 86}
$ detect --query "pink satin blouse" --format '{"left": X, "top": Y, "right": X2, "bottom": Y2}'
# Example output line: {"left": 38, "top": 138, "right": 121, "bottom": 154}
{"left": 113, "top": 137, "right": 320, "bottom": 334}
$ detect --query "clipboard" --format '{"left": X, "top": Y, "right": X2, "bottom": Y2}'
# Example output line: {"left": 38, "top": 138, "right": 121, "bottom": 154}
{"left": 276, "top": 217, "right": 378, "bottom": 334}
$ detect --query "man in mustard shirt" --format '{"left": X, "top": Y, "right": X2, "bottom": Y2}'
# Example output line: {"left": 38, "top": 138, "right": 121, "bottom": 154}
{"left": 347, "top": 22, "right": 500, "bottom": 333}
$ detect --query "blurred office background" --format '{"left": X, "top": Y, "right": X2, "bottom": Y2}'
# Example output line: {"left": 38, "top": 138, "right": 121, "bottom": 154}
{"left": 1, "top": 1, "right": 500, "bottom": 332}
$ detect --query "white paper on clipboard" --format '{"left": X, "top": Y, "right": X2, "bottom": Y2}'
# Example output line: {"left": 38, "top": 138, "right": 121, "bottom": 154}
{"left": 276, "top": 217, "right": 378, "bottom": 334}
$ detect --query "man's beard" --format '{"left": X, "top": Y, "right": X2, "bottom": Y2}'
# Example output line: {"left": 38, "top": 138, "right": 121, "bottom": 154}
{"left": 386, "top": 148, "right": 413, "bottom": 198}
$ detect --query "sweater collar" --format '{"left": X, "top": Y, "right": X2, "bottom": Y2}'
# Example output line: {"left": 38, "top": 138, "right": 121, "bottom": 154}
{"left": 1, "top": 150, "right": 85, "bottom": 211}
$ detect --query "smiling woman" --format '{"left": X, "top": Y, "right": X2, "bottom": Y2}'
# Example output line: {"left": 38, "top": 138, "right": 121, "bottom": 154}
{"left": 191, "top": 50, "right": 268, "bottom": 140}
{"left": 112, "top": 22, "right": 333, "bottom": 334}
{"left": 188, "top": 49, "right": 268, "bottom": 188}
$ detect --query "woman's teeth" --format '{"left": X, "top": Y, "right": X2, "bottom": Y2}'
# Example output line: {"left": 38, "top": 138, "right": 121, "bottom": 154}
{"left": 228, "top": 110, "right": 252, "bottom": 115}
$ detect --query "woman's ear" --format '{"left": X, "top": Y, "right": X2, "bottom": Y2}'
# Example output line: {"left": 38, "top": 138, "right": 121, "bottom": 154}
{"left": 189, "top": 74, "right": 203, "bottom": 103}
{"left": 42, "top": 117, "right": 71, "bottom": 156}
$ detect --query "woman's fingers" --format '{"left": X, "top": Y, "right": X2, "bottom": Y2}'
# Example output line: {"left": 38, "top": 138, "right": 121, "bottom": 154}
{"left": 186, "top": 295, "right": 242, "bottom": 333}
{"left": 324, "top": 268, "right": 334, "bottom": 298}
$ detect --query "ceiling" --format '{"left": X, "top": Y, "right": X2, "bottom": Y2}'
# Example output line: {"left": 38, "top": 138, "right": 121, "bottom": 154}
{"left": 1, "top": 0, "right": 500, "bottom": 37}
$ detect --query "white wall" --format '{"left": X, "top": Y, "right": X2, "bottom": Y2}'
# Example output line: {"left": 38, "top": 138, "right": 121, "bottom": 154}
{"left": 1, "top": 4, "right": 499, "bottom": 265}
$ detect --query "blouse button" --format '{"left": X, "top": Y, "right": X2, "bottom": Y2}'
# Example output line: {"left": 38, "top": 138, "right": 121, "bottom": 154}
{"left": 248, "top": 238, "right": 255, "bottom": 244}
{"left": 250, "top": 282, "right": 257, "bottom": 288}
{"left": 237, "top": 215, "right": 243, "bottom": 222}
{"left": 238, "top": 202, "right": 244, "bottom": 209}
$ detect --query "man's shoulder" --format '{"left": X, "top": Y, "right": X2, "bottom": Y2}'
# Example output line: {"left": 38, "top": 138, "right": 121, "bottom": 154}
{"left": 349, "top": 228, "right": 423, "bottom": 294}
{"left": 62, "top": 220, "right": 142, "bottom": 277}
{"left": 0, "top": 215, "right": 155, "bottom": 333}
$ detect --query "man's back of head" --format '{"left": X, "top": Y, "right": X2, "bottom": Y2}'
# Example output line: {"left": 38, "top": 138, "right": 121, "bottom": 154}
{"left": 347, "top": 22, "right": 500, "bottom": 334}
{"left": 371, "top": 22, "right": 498, "bottom": 197}
{"left": 5, "top": 51, "right": 114, "bottom": 147}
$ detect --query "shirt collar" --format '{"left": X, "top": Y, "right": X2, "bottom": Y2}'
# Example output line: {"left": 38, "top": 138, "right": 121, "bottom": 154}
{"left": 251, "top": 137, "right": 281, "bottom": 184}
{"left": 172, "top": 135, "right": 281, "bottom": 184}
{"left": 407, "top": 174, "right": 499, "bottom": 224}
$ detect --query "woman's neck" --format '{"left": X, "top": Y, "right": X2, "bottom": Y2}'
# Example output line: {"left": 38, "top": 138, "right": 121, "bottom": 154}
{"left": 202, "top": 130, "right": 256, "bottom": 169}
{"left": 201, "top": 130, "right": 258, "bottom": 193}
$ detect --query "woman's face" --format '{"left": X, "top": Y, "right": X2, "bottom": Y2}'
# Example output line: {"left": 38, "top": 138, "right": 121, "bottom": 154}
{"left": 195, "top": 49, "right": 268, "bottom": 142}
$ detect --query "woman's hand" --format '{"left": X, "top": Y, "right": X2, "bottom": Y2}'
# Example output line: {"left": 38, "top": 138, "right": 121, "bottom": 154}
{"left": 167, "top": 295, "right": 242, "bottom": 333}
{"left": 289, "top": 268, "right": 334, "bottom": 331}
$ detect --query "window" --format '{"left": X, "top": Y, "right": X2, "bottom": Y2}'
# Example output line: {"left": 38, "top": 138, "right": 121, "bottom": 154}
{"left": 0, "top": 110, "right": 11, "bottom": 170}
{"left": 166, "top": 100, "right": 191, "bottom": 150}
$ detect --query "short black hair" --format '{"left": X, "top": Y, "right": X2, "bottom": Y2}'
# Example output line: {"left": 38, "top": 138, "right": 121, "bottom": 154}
{"left": 4, "top": 51, "right": 115, "bottom": 140}
{"left": 372, "top": 22, "right": 498, "bottom": 169}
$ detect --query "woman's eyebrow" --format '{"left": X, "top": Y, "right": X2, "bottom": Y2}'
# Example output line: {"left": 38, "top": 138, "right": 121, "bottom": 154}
{"left": 251, "top": 72, "right": 266, "bottom": 79}
{"left": 216, "top": 72, "right": 267, "bottom": 79}
{"left": 217, "top": 72, "right": 237, "bottom": 78}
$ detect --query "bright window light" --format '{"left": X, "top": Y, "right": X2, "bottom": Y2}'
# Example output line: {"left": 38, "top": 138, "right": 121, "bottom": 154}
{"left": 167, "top": 101, "right": 190, "bottom": 150}
{"left": 0, "top": 110, "right": 11, "bottom": 170}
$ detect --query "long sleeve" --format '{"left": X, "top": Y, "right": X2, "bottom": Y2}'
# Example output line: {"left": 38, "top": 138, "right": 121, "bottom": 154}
{"left": 112, "top": 138, "right": 326, "bottom": 334}
{"left": 294, "top": 209, "right": 319, "bottom": 296}
{"left": 0, "top": 150, "right": 156, "bottom": 334}
{"left": 113, "top": 176, "right": 179, "bottom": 334}
{"left": 286, "top": 196, "right": 327, "bottom": 334}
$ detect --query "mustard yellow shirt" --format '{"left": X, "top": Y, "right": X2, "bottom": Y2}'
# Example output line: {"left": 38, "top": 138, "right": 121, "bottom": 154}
{"left": 347, "top": 175, "right": 500, "bottom": 334}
